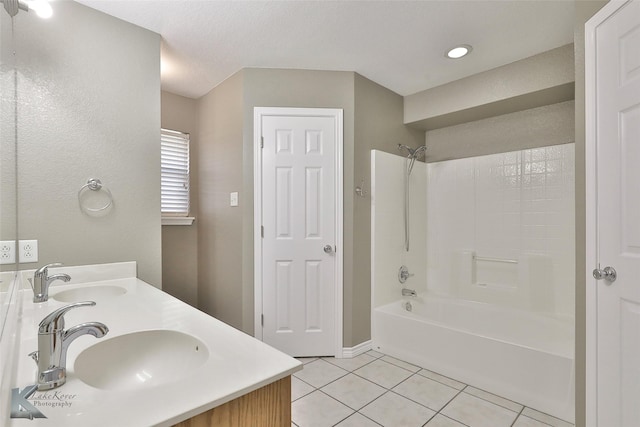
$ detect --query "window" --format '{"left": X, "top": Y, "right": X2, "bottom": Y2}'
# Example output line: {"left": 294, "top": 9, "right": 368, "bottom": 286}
{"left": 161, "top": 128, "right": 193, "bottom": 225}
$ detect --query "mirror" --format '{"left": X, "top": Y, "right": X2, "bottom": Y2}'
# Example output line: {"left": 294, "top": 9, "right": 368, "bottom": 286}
{"left": 0, "top": 0, "right": 19, "bottom": 373}
{"left": 6, "top": 1, "right": 162, "bottom": 285}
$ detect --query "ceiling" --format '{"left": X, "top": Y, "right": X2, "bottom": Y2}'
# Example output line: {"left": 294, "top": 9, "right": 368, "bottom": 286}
{"left": 77, "top": 1, "right": 575, "bottom": 100}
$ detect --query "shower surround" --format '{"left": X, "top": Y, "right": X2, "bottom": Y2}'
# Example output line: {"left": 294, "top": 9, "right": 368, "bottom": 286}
{"left": 371, "top": 145, "right": 575, "bottom": 423}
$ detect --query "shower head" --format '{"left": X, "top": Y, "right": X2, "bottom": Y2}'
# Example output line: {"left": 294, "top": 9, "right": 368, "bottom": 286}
{"left": 397, "top": 144, "right": 427, "bottom": 175}
{"left": 412, "top": 145, "right": 427, "bottom": 160}
{"left": 397, "top": 144, "right": 427, "bottom": 159}
{"left": 397, "top": 144, "right": 415, "bottom": 157}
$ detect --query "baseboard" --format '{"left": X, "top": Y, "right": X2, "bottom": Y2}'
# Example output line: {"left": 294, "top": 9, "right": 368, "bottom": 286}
{"left": 342, "top": 340, "right": 372, "bottom": 358}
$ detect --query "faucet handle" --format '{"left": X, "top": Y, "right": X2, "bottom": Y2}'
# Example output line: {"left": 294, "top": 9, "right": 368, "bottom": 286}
{"left": 38, "top": 301, "right": 96, "bottom": 334}
{"left": 35, "top": 263, "right": 63, "bottom": 277}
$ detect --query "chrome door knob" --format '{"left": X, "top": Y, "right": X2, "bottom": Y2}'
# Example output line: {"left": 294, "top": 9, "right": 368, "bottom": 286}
{"left": 593, "top": 266, "right": 617, "bottom": 283}
{"left": 323, "top": 245, "right": 334, "bottom": 254}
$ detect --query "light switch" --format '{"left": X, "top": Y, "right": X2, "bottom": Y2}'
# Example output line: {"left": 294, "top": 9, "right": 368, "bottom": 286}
{"left": 230, "top": 192, "right": 239, "bottom": 207}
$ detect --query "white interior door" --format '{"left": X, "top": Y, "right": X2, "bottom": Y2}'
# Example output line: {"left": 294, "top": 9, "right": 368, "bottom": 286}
{"left": 255, "top": 107, "right": 343, "bottom": 357}
{"left": 587, "top": 1, "right": 640, "bottom": 425}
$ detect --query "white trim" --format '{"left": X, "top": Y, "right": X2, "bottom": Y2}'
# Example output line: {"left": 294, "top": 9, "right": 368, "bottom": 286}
{"left": 584, "top": 2, "right": 631, "bottom": 426}
{"left": 585, "top": 10, "right": 598, "bottom": 426}
{"left": 162, "top": 217, "right": 195, "bottom": 226}
{"left": 253, "top": 109, "right": 264, "bottom": 340}
{"left": 342, "top": 340, "right": 372, "bottom": 359}
{"left": 253, "top": 107, "right": 344, "bottom": 357}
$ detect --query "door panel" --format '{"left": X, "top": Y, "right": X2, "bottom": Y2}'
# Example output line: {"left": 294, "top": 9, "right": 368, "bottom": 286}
{"left": 591, "top": 1, "right": 640, "bottom": 425}
{"left": 260, "top": 112, "right": 338, "bottom": 357}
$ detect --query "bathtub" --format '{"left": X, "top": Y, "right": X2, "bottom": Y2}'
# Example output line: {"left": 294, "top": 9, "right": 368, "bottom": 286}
{"left": 372, "top": 293, "right": 574, "bottom": 423}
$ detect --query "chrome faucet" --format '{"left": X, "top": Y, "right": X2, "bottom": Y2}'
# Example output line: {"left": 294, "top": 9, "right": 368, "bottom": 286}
{"left": 402, "top": 288, "right": 417, "bottom": 297}
{"left": 29, "top": 301, "right": 108, "bottom": 390}
{"left": 32, "top": 263, "right": 71, "bottom": 303}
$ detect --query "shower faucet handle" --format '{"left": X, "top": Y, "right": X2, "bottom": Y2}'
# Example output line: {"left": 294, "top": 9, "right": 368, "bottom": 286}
{"left": 398, "top": 265, "right": 413, "bottom": 284}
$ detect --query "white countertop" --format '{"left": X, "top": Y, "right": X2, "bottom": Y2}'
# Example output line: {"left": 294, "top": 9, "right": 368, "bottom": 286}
{"left": 8, "top": 264, "right": 301, "bottom": 426}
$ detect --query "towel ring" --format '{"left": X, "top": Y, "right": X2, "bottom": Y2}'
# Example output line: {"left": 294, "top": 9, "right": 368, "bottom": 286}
{"left": 78, "top": 178, "right": 113, "bottom": 213}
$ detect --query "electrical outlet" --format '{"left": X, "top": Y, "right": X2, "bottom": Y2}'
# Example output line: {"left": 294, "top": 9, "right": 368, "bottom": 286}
{"left": 19, "top": 240, "right": 38, "bottom": 263}
{"left": 0, "top": 240, "right": 16, "bottom": 265}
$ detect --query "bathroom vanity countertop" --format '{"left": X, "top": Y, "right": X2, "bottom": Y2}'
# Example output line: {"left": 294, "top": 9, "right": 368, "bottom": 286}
{"left": 9, "top": 271, "right": 301, "bottom": 426}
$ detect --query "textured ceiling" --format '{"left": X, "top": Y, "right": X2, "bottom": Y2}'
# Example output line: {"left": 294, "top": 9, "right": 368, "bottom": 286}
{"left": 77, "top": 1, "right": 575, "bottom": 99}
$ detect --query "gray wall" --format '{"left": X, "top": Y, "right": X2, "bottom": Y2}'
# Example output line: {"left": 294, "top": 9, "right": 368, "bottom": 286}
{"left": 13, "top": 1, "right": 161, "bottom": 285}
{"left": 241, "top": 68, "right": 356, "bottom": 339}
{"left": 574, "top": 2, "right": 608, "bottom": 426}
{"left": 425, "top": 101, "right": 575, "bottom": 162}
{"left": 161, "top": 91, "right": 199, "bottom": 306}
{"left": 196, "top": 71, "right": 245, "bottom": 329}
{"left": 352, "top": 74, "right": 423, "bottom": 345}
{"left": 192, "top": 68, "right": 418, "bottom": 346}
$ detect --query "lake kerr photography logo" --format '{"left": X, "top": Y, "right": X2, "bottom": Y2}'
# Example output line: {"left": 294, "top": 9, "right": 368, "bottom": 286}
{"left": 11, "top": 385, "right": 79, "bottom": 420}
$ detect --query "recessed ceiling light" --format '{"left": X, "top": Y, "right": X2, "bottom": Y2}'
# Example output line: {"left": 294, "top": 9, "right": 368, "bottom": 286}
{"left": 446, "top": 45, "right": 472, "bottom": 59}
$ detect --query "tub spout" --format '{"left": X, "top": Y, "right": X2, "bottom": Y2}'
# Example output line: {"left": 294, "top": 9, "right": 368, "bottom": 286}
{"left": 402, "top": 288, "right": 417, "bottom": 297}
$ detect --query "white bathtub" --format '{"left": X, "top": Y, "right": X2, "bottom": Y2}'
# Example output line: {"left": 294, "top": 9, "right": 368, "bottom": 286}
{"left": 372, "top": 293, "right": 574, "bottom": 423}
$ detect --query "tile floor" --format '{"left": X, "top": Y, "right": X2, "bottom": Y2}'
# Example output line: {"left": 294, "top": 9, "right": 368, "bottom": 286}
{"left": 291, "top": 350, "right": 573, "bottom": 427}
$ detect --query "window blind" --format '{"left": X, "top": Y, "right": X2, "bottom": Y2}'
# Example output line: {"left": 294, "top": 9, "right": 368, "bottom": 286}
{"left": 161, "top": 128, "right": 190, "bottom": 216}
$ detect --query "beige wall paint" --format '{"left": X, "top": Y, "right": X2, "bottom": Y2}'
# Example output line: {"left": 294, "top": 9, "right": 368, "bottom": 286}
{"left": 352, "top": 74, "right": 424, "bottom": 345}
{"left": 425, "top": 101, "right": 575, "bottom": 162}
{"left": 574, "top": 2, "right": 608, "bottom": 426}
{"left": 405, "top": 44, "right": 575, "bottom": 130}
{"left": 196, "top": 68, "right": 419, "bottom": 347}
{"left": 242, "top": 68, "right": 356, "bottom": 340}
{"left": 161, "top": 91, "right": 199, "bottom": 306}
{"left": 13, "top": 1, "right": 161, "bottom": 285}
{"left": 196, "top": 71, "right": 245, "bottom": 329}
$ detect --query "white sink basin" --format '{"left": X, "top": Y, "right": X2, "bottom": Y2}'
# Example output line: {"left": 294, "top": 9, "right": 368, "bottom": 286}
{"left": 52, "top": 285, "right": 127, "bottom": 302}
{"left": 74, "top": 330, "right": 209, "bottom": 390}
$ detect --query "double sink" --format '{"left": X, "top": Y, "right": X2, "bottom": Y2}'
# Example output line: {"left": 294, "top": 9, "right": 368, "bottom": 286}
{"left": 10, "top": 262, "right": 300, "bottom": 426}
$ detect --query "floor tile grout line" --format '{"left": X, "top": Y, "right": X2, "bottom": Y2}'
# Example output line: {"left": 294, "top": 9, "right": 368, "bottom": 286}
{"left": 379, "top": 355, "right": 422, "bottom": 372}
{"left": 372, "top": 357, "right": 416, "bottom": 374}
{"left": 415, "top": 369, "right": 466, "bottom": 390}
{"left": 510, "top": 406, "right": 526, "bottom": 427}
{"left": 432, "top": 386, "right": 465, "bottom": 420}
{"left": 522, "top": 407, "right": 574, "bottom": 426}
{"left": 330, "top": 410, "right": 385, "bottom": 427}
{"left": 455, "top": 388, "right": 524, "bottom": 416}
{"left": 320, "top": 372, "right": 389, "bottom": 404}
{"left": 295, "top": 358, "right": 350, "bottom": 389}
{"left": 466, "top": 385, "right": 525, "bottom": 413}
{"left": 388, "top": 371, "right": 461, "bottom": 414}
{"left": 349, "top": 368, "right": 411, "bottom": 391}
{"left": 293, "top": 374, "right": 319, "bottom": 391}
{"left": 316, "top": 388, "right": 357, "bottom": 416}
{"left": 444, "top": 413, "right": 473, "bottom": 427}
{"left": 317, "top": 384, "right": 378, "bottom": 413}
{"left": 322, "top": 354, "right": 380, "bottom": 372}
{"left": 515, "top": 413, "right": 556, "bottom": 427}
{"left": 385, "top": 388, "right": 444, "bottom": 416}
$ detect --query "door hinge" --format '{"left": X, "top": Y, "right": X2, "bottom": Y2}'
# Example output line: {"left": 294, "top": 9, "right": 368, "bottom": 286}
{"left": 261, "top": 314, "right": 264, "bottom": 326}
{"left": 260, "top": 136, "right": 264, "bottom": 148}
{"left": 261, "top": 225, "right": 264, "bottom": 238}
